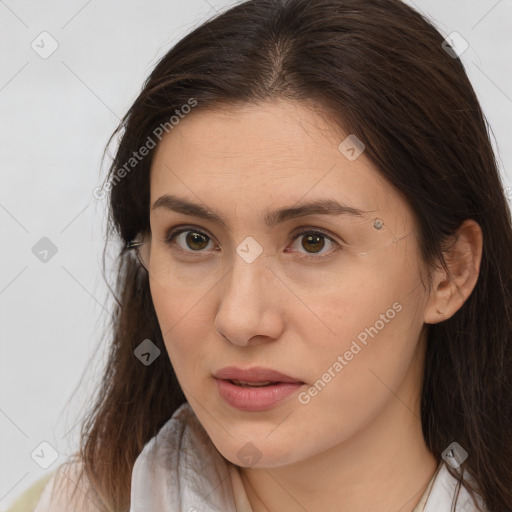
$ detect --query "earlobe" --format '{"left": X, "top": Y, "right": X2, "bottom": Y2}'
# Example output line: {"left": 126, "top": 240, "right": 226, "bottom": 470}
{"left": 424, "top": 219, "right": 483, "bottom": 325}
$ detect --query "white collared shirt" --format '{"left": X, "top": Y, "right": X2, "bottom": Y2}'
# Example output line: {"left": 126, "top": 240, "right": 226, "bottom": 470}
{"left": 33, "top": 401, "right": 487, "bottom": 512}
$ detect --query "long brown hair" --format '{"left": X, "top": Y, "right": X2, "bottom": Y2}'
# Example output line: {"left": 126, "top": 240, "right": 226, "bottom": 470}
{"left": 61, "top": 0, "right": 512, "bottom": 510}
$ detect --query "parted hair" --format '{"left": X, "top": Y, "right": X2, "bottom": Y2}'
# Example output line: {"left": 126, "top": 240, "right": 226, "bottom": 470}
{"left": 58, "top": 1, "right": 512, "bottom": 510}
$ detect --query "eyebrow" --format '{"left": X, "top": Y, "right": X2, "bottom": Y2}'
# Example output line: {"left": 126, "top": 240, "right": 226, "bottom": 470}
{"left": 152, "top": 193, "right": 368, "bottom": 230}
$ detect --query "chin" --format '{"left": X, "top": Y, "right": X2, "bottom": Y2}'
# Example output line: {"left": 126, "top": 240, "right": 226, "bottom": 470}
{"left": 211, "top": 434, "right": 301, "bottom": 469}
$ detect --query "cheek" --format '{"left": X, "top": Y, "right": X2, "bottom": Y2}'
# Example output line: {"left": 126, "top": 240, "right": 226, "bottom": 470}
{"left": 150, "top": 282, "right": 212, "bottom": 380}
{"left": 300, "top": 255, "right": 423, "bottom": 348}
{"left": 294, "top": 264, "right": 427, "bottom": 420}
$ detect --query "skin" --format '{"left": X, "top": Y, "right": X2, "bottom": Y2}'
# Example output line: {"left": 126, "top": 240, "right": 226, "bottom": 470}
{"left": 146, "top": 99, "right": 483, "bottom": 512}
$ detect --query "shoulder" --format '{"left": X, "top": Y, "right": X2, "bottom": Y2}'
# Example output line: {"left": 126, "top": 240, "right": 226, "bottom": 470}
{"left": 22, "top": 460, "right": 101, "bottom": 512}
{"left": 424, "top": 462, "right": 488, "bottom": 512}
{"left": 5, "top": 471, "right": 56, "bottom": 512}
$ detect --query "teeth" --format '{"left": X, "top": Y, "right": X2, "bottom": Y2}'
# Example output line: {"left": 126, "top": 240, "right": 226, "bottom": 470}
{"left": 231, "top": 380, "right": 276, "bottom": 387}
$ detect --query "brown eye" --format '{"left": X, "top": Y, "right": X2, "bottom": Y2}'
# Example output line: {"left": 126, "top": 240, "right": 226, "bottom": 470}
{"left": 288, "top": 229, "right": 340, "bottom": 258}
{"left": 164, "top": 225, "right": 341, "bottom": 259}
{"left": 166, "top": 228, "right": 215, "bottom": 253}
{"left": 301, "top": 233, "right": 326, "bottom": 253}
{"left": 183, "top": 231, "right": 210, "bottom": 251}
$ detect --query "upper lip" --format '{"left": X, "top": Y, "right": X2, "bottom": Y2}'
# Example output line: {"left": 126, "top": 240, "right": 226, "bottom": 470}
{"left": 213, "top": 366, "right": 304, "bottom": 383}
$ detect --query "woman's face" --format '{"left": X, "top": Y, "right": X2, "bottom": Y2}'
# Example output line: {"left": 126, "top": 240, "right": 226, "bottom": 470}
{"left": 147, "top": 99, "right": 431, "bottom": 468}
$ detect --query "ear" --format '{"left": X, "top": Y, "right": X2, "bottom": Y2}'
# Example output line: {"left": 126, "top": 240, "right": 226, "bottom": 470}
{"left": 424, "top": 219, "right": 483, "bottom": 324}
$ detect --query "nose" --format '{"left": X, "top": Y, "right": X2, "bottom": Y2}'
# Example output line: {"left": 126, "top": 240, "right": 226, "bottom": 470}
{"left": 214, "top": 257, "right": 285, "bottom": 347}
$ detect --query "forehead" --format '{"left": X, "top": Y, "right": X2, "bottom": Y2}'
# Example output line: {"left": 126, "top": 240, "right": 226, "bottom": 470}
{"left": 153, "top": 100, "right": 351, "bottom": 173}
{"left": 149, "top": 100, "right": 409, "bottom": 229}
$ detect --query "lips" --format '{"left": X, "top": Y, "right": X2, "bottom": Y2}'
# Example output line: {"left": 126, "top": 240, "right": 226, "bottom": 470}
{"left": 230, "top": 380, "right": 275, "bottom": 387}
{"left": 213, "top": 367, "right": 305, "bottom": 411}
{"left": 213, "top": 366, "right": 304, "bottom": 384}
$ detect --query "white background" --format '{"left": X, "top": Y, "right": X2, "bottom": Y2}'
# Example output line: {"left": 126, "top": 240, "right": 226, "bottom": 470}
{"left": 1, "top": 0, "right": 511, "bottom": 508}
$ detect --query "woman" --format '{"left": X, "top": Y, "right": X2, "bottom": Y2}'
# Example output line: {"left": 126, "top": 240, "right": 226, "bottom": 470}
{"left": 25, "top": 0, "right": 512, "bottom": 511}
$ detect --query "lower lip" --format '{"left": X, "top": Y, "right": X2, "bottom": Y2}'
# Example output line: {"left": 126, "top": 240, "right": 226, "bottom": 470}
{"left": 214, "top": 378, "right": 304, "bottom": 411}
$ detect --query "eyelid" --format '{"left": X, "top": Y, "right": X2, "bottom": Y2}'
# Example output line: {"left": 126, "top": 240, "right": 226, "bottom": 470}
{"left": 164, "top": 225, "right": 219, "bottom": 257}
{"left": 165, "top": 225, "right": 217, "bottom": 243}
{"left": 288, "top": 225, "right": 345, "bottom": 244}
{"left": 164, "top": 224, "right": 345, "bottom": 257}
{"left": 287, "top": 226, "right": 344, "bottom": 259}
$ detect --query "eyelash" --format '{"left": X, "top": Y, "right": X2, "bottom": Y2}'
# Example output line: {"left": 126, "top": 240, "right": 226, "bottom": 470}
{"left": 163, "top": 225, "right": 343, "bottom": 260}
